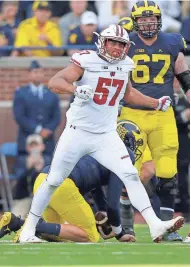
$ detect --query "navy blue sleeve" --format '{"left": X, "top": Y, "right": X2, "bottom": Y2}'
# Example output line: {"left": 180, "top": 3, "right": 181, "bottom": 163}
{"left": 41, "top": 165, "right": 51, "bottom": 174}
{"left": 106, "top": 173, "right": 124, "bottom": 227}
{"left": 44, "top": 95, "right": 61, "bottom": 131}
{"left": 91, "top": 187, "right": 107, "bottom": 212}
{"left": 176, "top": 33, "right": 188, "bottom": 53}
{"left": 171, "top": 33, "right": 188, "bottom": 56}
{"left": 13, "top": 89, "right": 38, "bottom": 133}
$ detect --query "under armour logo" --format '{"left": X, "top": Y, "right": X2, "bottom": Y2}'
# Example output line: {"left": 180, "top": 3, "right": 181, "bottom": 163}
{"left": 110, "top": 72, "right": 115, "bottom": 77}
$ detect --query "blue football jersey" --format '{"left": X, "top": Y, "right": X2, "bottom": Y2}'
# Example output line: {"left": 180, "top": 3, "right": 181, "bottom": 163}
{"left": 125, "top": 32, "right": 186, "bottom": 109}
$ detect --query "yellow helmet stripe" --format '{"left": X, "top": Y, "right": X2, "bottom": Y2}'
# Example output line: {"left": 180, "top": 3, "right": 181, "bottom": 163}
{"left": 144, "top": 0, "right": 148, "bottom": 8}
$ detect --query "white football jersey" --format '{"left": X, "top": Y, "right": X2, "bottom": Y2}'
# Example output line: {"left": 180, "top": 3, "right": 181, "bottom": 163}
{"left": 66, "top": 50, "right": 135, "bottom": 133}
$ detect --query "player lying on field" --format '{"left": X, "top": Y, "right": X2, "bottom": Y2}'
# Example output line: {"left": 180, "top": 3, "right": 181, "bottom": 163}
{"left": 0, "top": 133, "right": 136, "bottom": 243}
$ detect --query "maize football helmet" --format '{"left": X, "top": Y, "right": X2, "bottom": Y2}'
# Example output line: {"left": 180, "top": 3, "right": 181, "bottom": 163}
{"left": 118, "top": 17, "right": 133, "bottom": 33}
{"left": 131, "top": 0, "right": 162, "bottom": 38}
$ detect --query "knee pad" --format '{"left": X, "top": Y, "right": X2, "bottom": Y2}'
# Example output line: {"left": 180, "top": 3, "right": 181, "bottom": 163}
{"left": 47, "top": 170, "right": 69, "bottom": 187}
{"left": 155, "top": 156, "right": 177, "bottom": 178}
{"left": 156, "top": 176, "right": 177, "bottom": 198}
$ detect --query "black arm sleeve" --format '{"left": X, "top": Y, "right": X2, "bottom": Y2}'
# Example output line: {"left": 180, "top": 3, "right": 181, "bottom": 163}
{"left": 176, "top": 70, "right": 190, "bottom": 93}
{"left": 107, "top": 173, "right": 124, "bottom": 227}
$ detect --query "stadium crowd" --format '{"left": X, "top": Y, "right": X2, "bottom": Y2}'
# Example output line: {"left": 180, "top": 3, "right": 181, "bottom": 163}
{"left": 0, "top": 0, "right": 190, "bottom": 56}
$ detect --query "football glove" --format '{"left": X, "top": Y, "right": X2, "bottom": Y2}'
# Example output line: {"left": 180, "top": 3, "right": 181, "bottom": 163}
{"left": 74, "top": 85, "right": 93, "bottom": 101}
{"left": 156, "top": 96, "right": 172, "bottom": 111}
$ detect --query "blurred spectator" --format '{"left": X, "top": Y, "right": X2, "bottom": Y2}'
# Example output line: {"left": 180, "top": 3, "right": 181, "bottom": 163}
{"left": 174, "top": 93, "right": 190, "bottom": 221}
{"left": 11, "top": 1, "right": 62, "bottom": 57}
{"left": 0, "top": 24, "right": 14, "bottom": 56}
{"left": 180, "top": 1, "right": 190, "bottom": 56}
{"left": 158, "top": 0, "right": 181, "bottom": 32}
{"left": 16, "top": 1, "right": 34, "bottom": 21}
{"left": 12, "top": 60, "right": 61, "bottom": 218}
{"left": 12, "top": 134, "right": 50, "bottom": 218}
{"left": 180, "top": 16, "right": 190, "bottom": 56}
{"left": 49, "top": 1, "right": 71, "bottom": 23}
{"left": 95, "top": 1, "right": 129, "bottom": 30}
{"left": 59, "top": 0, "right": 88, "bottom": 45}
{"left": 26, "top": 134, "right": 46, "bottom": 173}
{"left": 67, "top": 11, "right": 98, "bottom": 56}
{"left": 181, "top": 0, "right": 190, "bottom": 18}
{"left": 0, "top": 1, "right": 20, "bottom": 38}
{"left": 48, "top": 0, "right": 97, "bottom": 24}
{"left": 13, "top": 60, "right": 61, "bottom": 157}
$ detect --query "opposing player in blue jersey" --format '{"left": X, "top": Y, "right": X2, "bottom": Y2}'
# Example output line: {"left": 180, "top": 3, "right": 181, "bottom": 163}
{"left": 118, "top": 0, "right": 190, "bottom": 241}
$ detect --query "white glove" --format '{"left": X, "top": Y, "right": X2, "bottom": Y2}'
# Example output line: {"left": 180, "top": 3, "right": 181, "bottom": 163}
{"left": 74, "top": 85, "right": 93, "bottom": 101}
{"left": 156, "top": 96, "right": 172, "bottom": 111}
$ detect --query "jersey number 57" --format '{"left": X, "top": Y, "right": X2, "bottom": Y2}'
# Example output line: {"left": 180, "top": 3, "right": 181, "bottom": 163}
{"left": 93, "top": 77, "right": 124, "bottom": 106}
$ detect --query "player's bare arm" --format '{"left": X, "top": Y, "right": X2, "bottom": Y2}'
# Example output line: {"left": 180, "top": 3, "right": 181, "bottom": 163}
{"left": 48, "top": 63, "right": 84, "bottom": 94}
{"left": 175, "top": 52, "right": 189, "bottom": 74}
{"left": 56, "top": 223, "right": 90, "bottom": 242}
{"left": 124, "top": 80, "right": 158, "bottom": 109}
{"left": 175, "top": 52, "right": 190, "bottom": 95}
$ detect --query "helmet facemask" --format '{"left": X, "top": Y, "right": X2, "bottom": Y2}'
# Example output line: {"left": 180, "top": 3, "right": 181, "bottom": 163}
{"left": 133, "top": 14, "right": 162, "bottom": 38}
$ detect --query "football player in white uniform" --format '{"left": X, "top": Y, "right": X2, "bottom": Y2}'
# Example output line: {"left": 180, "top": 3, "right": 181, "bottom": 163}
{"left": 18, "top": 24, "right": 184, "bottom": 243}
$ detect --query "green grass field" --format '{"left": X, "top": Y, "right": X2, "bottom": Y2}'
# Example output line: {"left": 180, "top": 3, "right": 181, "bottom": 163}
{"left": 0, "top": 224, "right": 190, "bottom": 267}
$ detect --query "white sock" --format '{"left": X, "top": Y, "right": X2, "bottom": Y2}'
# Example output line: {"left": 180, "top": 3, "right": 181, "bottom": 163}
{"left": 23, "top": 180, "right": 56, "bottom": 234}
{"left": 24, "top": 213, "right": 41, "bottom": 234}
{"left": 141, "top": 207, "right": 161, "bottom": 228}
{"left": 123, "top": 175, "right": 161, "bottom": 228}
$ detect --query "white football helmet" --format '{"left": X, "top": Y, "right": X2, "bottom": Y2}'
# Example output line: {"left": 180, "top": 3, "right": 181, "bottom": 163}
{"left": 94, "top": 24, "right": 133, "bottom": 63}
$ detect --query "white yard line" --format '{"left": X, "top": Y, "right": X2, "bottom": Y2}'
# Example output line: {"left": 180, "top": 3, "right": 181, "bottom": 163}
{"left": 0, "top": 240, "right": 190, "bottom": 246}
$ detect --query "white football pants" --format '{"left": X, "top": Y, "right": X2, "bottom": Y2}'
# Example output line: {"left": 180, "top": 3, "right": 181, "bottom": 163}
{"left": 47, "top": 126, "right": 138, "bottom": 186}
{"left": 29, "top": 126, "right": 152, "bottom": 221}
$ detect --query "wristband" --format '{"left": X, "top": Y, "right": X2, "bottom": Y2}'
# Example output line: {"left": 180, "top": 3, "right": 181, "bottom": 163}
{"left": 115, "top": 228, "right": 126, "bottom": 240}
